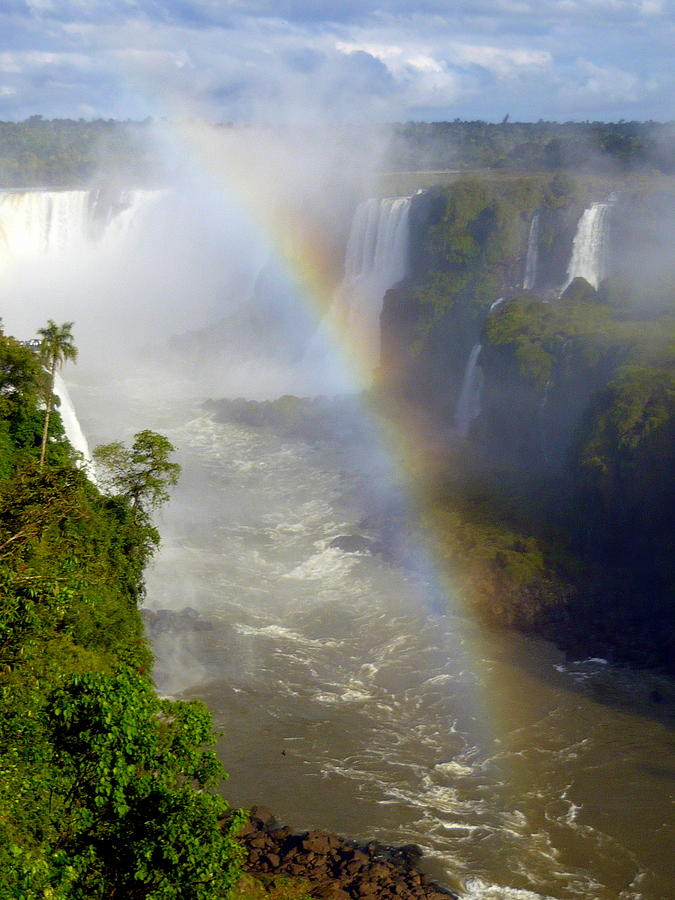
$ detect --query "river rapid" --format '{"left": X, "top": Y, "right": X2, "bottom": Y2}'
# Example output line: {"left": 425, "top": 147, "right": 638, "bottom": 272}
{"left": 73, "top": 376, "right": 674, "bottom": 900}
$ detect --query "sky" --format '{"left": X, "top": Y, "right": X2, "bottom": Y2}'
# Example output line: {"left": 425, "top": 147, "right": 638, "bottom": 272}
{"left": 0, "top": 0, "right": 673, "bottom": 123}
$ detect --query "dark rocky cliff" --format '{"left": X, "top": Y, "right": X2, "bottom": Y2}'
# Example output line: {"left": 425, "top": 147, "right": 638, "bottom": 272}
{"left": 378, "top": 174, "right": 675, "bottom": 674}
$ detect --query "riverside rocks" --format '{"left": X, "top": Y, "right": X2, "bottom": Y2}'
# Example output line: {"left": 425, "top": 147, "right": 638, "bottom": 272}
{"left": 237, "top": 807, "right": 458, "bottom": 900}
{"left": 141, "top": 606, "right": 213, "bottom": 634}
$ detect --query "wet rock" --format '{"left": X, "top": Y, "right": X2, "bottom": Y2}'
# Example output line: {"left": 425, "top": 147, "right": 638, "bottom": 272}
{"left": 329, "top": 535, "right": 374, "bottom": 554}
{"left": 141, "top": 606, "right": 213, "bottom": 633}
{"left": 303, "top": 830, "right": 337, "bottom": 854}
{"left": 234, "top": 807, "right": 459, "bottom": 899}
{"left": 249, "top": 806, "right": 277, "bottom": 828}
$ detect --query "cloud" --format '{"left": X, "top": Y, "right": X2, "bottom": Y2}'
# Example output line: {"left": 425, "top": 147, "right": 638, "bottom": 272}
{"left": 0, "top": 0, "right": 672, "bottom": 121}
{"left": 451, "top": 44, "right": 552, "bottom": 79}
{"left": 563, "top": 60, "right": 643, "bottom": 105}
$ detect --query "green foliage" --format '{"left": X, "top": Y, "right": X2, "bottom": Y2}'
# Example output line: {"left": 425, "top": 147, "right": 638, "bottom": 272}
{"left": 37, "top": 320, "right": 78, "bottom": 470}
{"left": 37, "top": 320, "right": 78, "bottom": 374}
{"left": 26, "top": 669, "right": 244, "bottom": 899}
{"left": 0, "top": 341, "right": 242, "bottom": 895}
{"left": 423, "top": 476, "right": 573, "bottom": 631}
{"left": 380, "top": 170, "right": 675, "bottom": 670}
{"left": 0, "top": 117, "right": 156, "bottom": 188}
{"left": 234, "top": 874, "right": 316, "bottom": 899}
{"left": 94, "top": 430, "right": 181, "bottom": 513}
{"left": 574, "top": 366, "right": 675, "bottom": 541}
{"left": 411, "top": 178, "right": 541, "bottom": 332}
{"left": 384, "top": 120, "right": 675, "bottom": 175}
{"left": 546, "top": 172, "right": 576, "bottom": 200}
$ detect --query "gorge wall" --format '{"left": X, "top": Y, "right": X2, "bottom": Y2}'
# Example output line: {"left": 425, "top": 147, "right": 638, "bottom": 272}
{"left": 378, "top": 174, "right": 675, "bottom": 673}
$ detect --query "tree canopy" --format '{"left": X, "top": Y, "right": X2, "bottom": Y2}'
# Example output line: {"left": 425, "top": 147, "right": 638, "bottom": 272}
{"left": 94, "top": 430, "right": 181, "bottom": 513}
{"left": 37, "top": 320, "right": 78, "bottom": 470}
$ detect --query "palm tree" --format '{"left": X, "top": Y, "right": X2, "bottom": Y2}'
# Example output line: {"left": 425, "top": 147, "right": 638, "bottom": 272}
{"left": 37, "top": 320, "right": 78, "bottom": 470}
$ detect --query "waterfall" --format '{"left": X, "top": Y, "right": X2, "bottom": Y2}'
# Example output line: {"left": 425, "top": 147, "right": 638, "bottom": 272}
{"left": 0, "top": 188, "right": 161, "bottom": 270}
{"left": 314, "top": 196, "right": 411, "bottom": 369}
{"left": 454, "top": 343, "right": 483, "bottom": 438}
{"left": 53, "top": 372, "right": 97, "bottom": 483}
{"left": 564, "top": 201, "right": 611, "bottom": 292}
{"left": 522, "top": 212, "right": 540, "bottom": 290}
{"left": 0, "top": 190, "right": 90, "bottom": 266}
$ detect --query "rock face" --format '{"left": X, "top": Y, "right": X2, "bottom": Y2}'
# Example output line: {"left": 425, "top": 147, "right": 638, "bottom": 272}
{"left": 237, "top": 807, "right": 458, "bottom": 900}
{"left": 329, "top": 535, "right": 375, "bottom": 554}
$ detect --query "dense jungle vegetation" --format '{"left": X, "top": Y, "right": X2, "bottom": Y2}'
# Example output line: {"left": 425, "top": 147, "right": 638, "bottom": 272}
{"left": 0, "top": 331, "right": 254, "bottom": 898}
{"left": 0, "top": 117, "right": 673, "bottom": 188}
{"left": 381, "top": 173, "right": 675, "bottom": 674}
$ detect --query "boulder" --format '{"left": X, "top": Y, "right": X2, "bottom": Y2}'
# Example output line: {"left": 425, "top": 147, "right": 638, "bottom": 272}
{"left": 329, "top": 535, "right": 374, "bottom": 554}
{"left": 141, "top": 606, "right": 213, "bottom": 633}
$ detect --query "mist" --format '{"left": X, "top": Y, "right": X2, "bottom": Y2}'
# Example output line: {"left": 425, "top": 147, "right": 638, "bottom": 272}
{"left": 0, "top": 117, "right": 394, "bottom": 407}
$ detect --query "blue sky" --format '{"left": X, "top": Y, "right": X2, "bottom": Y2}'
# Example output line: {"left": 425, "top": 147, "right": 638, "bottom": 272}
{"left": 0, "top": 0, "right": 673, "bottom": 122}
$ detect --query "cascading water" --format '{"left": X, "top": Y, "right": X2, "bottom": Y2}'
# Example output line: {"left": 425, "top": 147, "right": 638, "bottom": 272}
{"left": 0, "top": 188, "right": 160, "bottom": 481}
{"left": 0, "top": 188, "right": 161, "bottom": 269}
{"left": 522, "top": 212, "right": 540, "bottom": 290}
{"left": 454, "top": 343, "right": 483, "bottom": 438}
{"left": 53, "top": 372, "right": 97, "bottom": 483}
{"left": 1, "top": 184, "right": 672, "bottom": 900}
{"left": 563, "top": 202, "right": 611, "bottom": 292}
{"left": 0, "top": 190, "right": 90, "bottom": 266}
{"left": 313, "top": 196, "right": 411, "bottom": 369}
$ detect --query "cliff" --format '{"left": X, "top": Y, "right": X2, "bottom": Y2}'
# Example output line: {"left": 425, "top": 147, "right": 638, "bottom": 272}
{"left": 379, "top": 174, "right": 675, "bottom": 673}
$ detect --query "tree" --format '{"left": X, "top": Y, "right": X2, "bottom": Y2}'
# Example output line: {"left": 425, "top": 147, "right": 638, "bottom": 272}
{"left": 2, "top": 668, "right": 245, "bottom": 898}
{"left": 94, "top": 430, "right": 181, "bottom": 513}
{"left": 37, "top": 320, "right": 78, "bottom": 470}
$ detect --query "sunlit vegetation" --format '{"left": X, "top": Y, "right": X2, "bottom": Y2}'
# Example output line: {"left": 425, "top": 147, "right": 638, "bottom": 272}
{"left": 0, "top": 117, "right": 155, "bottom": 187}
{"left": 1, "top": 118, "right": 673, "bottom": 190}
{"left": 0, "top": 331, "right": 250, "bottom": 897}
{"left": 384, "top": 120, "right": 675, "bottom": 174}
{"left": 382, "top": 173, "right": 675, "bottom": 673}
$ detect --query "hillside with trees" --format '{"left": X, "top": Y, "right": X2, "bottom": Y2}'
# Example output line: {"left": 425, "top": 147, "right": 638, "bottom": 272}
{"left": 380, "top": 173, "right": 675, "bottom": 673}
{"left": 0, "top": 327, "right": 249, "bottom": 897}
{"left": 1, "top": 118, "right": 673, "bottom": 189}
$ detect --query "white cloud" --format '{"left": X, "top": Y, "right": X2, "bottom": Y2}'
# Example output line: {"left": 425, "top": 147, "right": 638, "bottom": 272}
{"left": 572, "top": 59, "right": 642, "bottom": 103}
{"left": 0, "top": 54, "right": 21, "bottom": 74}
{"left": 451, "top": 44, "right": 552, "bottom": 78}
{"left": 335, "top": 40, "right": 459, "bottom": 109}
{"left": 0, "top": 0, "right": 672, "bottom": 121}
{"left": 0, "top": 86, "right": 17, "bottom": 96}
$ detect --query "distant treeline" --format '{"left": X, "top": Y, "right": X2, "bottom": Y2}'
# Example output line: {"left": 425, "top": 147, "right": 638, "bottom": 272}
{"left": 1, "top": 117, "right": 673, "bottom": 188}
{"left": 0, "top": 116, "right": 156, "bottom": 187}
{"left": 384, "top": 120, "right": 675, "bottom": 174}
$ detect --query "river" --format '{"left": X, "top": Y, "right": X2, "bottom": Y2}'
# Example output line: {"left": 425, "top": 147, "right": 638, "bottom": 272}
{"left": 73, "top": 375, "right": 674, "bottom": 900}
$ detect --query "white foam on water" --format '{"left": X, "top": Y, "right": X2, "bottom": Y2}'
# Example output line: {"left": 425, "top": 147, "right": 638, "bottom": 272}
{"left": 462, "top": 877, "right": 557, "bottom": 900}
{"left": 435, "top": 760, "right": 476, "bottom": 777}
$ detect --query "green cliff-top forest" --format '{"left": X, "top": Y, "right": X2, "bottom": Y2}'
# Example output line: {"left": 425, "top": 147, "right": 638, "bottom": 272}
{"left": 0, "top": 330, "right": 307, "bottom": 898}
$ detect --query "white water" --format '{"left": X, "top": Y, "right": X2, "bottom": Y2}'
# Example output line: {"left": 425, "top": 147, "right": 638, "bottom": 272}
{"left": 1, "top": 187, "right": 673, "bottom": 900}
{"left": 311, "top": 196, "right": 411, "bottom": 370}
{"left": 0, "top": 188, "right": 161, "bottom": 269}
{"left": 0, "top": 188, "right": 164, "bottom": 482}
{"left": 52, "top": 372, "right": 97, "bottom": 483}
{"left": 0, "top": 190, "right": 91, "bottom": 265}
{"left": 564, "top": 202, "right": 611, "bottom": 292}
{"left": 74, "top": 384, "right": 672, "bottom": 900}
{"left": 523, "top": 213, "right": 540, "bottom": 291}
{"left": 454, "top": 343, "right": 483, "bottom": 438}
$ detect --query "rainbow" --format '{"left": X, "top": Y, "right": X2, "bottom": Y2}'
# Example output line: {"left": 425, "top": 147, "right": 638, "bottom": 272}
{"left": 139, "top": 119, "right": 534, "bottom": 745}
